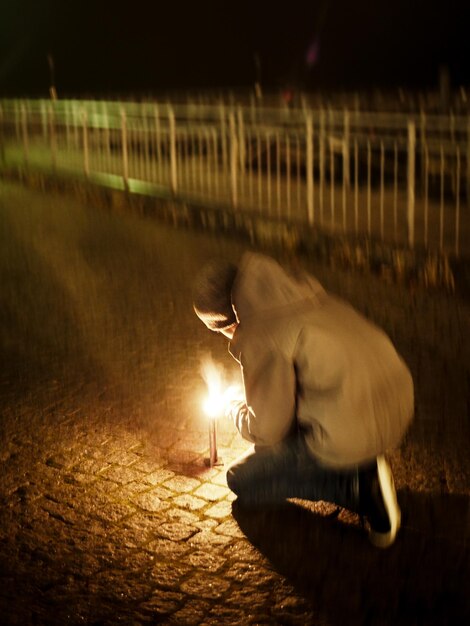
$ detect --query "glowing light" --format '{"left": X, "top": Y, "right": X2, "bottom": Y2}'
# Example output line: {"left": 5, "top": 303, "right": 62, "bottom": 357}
{"left": 201, "top": 358, "right": 225, "bottom": 467}
{"left": 200, "top": 358, "right": 244, "bottom": 467}
{"left": 201, "top": 359, "right": 225, "bottom": 419}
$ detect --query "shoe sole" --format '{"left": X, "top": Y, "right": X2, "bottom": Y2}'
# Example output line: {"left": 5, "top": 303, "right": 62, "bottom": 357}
{"left": 369, "top": 456, "right": 401, "bottom": 548}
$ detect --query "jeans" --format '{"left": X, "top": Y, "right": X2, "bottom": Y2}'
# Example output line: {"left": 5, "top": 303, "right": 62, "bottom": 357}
{"left": 226, "top": 433, "right": 360, "bottom": 511}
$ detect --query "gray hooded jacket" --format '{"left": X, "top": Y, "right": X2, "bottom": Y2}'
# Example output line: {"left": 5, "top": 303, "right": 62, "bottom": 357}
{"left": 228, "top": 252, "right": 414, "bottom": 468}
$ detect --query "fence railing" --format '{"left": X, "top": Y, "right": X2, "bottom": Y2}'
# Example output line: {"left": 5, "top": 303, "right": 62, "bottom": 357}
{"left": 1, "top": 98, "right": 469, "bottom": 257}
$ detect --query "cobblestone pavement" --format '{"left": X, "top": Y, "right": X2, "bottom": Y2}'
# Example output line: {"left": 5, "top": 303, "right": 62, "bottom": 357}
{"left": 0, "top": 180, "right": 469, "bottom": 625}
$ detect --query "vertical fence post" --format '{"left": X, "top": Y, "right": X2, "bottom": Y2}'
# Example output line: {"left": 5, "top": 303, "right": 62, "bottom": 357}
{"left": 319, "top": 109, "right": 325, "bottom": 223}
{"left": 82, "top": 109, "right": 89, "bottom": 177}
{"left": 342, "top": 109, "right": 349, "bottom": 231}
{"left": 14, "top": 101, "right": 21, "bottom": 143}
{"left": 393, "top": 142, "right": 398, "bottom": 242}
{"left": 276, "top": 132, "right": 281, "bottom": 216}
{"left": 121, "top": 108, "right": 129, "bottom": 187}
{"left": 330, "top": 139, "right": 335, "bottom": 227}
{"left": 154, "top": 104, "right": 162, "bottom": 180}
{"left": 73, "top": 103, "right": 80, "bottom": 149}
{"left": 367, "top": 140, "right": 371, "bottom": 235}
{"left": 285, "top": 134, "right": 291, "bottom": 218}
{"left": 168, "top": 106, "right": 177, "bottom": 194}
{"left": 49, "top": 104, "right": 57, "bottom": 170}
{"left": 407, "top": 121, "right": 416, "bottom": 249}
{"left": 354, "top": 139, "right": 358, "bottom": 234}
{"left": 306, "top": 114, "right": 314, "bottom": 225}
{"left": 467, "top": 118, "right": 470, "bottom": 207}
{"left": 219, "top": 103, "right": 228, "bottom": 172}
{"left": 198, "top": 129, "right": 204, "bottom": 190}
{"left": 143, "top": 114, "right": 150, "bottom": 181}
{"left": 205, "top": 129, "right": 212, "bottom": 193}
{"left": 65, "top": 102, "right": 71, "bottom": 151}
{"left": 104, "top": 104, "right": 111, "bottom": 170}
{"left": 237, "top": 106, "right": 245, "bottom": 172}
{"left": 40, "top": 101, "right": 48, "bottom": 143}
{"left": 0, "top": 104, "right": 4, "bottom": 164}
{"left": 439, "top": 145, "right": 444, "bottom": 250}
{"left": 380, "top": 141, "right": 384, "bottom": 240}
{"left": 423, "top": 143, "right": 429, "bottom": 248}
{"left": 455, "top": 146, "right": 460, "bottom": 256}
{"left": 257, "top": 131, "right": 262, "bottom": 206}
{"left": 20, "top": 103, "right": 29, "bottom": 165}
{"left": 343, "top": 108, "right": 350, "bottom": 188}
{"left": 229, "top": 112, "right": 238, "bottom": 208}
{"left": 212, "top": 128, "right": 219, "bottom": 194}
{"left": 266, "top": 131, "right": 272, "bottom": 212}
{"left": 419, "top": 110, "right": 426, "bottom": 190}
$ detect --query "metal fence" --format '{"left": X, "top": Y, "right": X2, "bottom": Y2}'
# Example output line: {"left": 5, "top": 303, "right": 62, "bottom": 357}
{"left": 1, "top": 98, "right": 469, "bottom": 257}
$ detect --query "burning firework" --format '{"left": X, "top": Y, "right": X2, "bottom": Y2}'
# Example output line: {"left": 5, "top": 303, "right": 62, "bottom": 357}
{"left": 200, "top": 358, "right": 243, "bottom": 467}
{"left": 201, "top": 358, "right": 225, "bottom": 466}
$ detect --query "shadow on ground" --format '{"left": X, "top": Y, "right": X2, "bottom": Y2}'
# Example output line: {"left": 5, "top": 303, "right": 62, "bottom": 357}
{"left": 232, "top": 490, "right": 470, "bottom": 626}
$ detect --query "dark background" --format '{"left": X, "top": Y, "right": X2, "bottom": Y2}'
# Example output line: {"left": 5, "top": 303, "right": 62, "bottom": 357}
{"left": 0, "top": 0, "right": 468, "bottom": 97}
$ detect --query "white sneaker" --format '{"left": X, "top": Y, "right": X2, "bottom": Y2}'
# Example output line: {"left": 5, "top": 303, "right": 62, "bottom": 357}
{"left": 368, "top": 455, "right": 401, "bottom": 548}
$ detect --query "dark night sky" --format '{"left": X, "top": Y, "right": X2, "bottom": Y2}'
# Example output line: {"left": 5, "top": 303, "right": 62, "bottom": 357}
{"left": 0, "top": 0, "right": 468, "bottom": 97}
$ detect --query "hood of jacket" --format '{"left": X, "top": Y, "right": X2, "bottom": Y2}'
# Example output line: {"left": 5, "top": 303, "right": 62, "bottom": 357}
{"left": 232, "top": 252, "right": 325, "bottom": 322}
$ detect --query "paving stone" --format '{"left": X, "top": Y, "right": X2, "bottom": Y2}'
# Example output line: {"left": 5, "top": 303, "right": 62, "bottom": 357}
{"left": 227, "top": 562, "right": 279, "bottom": 588}
{"left": 168, "top": 599, "right": 211, "bottom": 625}
{"left": 194, "top": 483, "right": 229, "bottom": 501}
{"left": 225, "top": 587, "right": 271, "bottom": 610}
{"left": 214, "top": 519, "right": 245, "bottom": 538}
{"left": 72, "top": 458, "right": 110, "bottom": 474}
{"left": 131, "top": 459, "right": 166, "bottom": 473}
{"left": 103, "top": 450, "right": 143, "bottom": 467}
{"left": 149, "top": 561, "right": 192, "bottom": 590}
{"left": 180, "top": 573, "right": 231, "bottom": 599}
{"left": 162, "top": 475, "right": 202, "bottom": 493}
{"left": 117, "top": 480, "right": 153, "bottom": 497}
{"left": 109, "top": 527, "right": 154, "bottom": 550}
{"left": 146, "top": 538, "right": 190, "bottom": 559}
{"left": 165, "top": 449, "right": 203, "bottom": 466}
{"left": 193, "top": 519, "right": 219, "bottom": 531}
{"left": 204, "top": 501, "right": 233, "bottom": 519}
{"left": 147, "top": 485, "right": 177, "bottom": 500}
{"left": 63, "top": 471, "right": 97, "bottom": 486}
{"left": 189, "top": 531, "right": 232, "bottom": 548}
{"left": 187, "top": 550, "right": 227, "bottom": 572}
{"left": 143, "top": 469, "right": 176, "bottom": 486}
{"left": 121, "top": 512, "right": 167, "bottom": 535}
{"left": 210, "top": 471, "right": 231, "bottom": 487}
{"left": 45, "top": 454, "right": 73, "bottom": 470}
{"left": 156, "top": 521, "right": 199, "bottom": 542}
{"left": 224, "top": 541, "right": 264, "bottom": 563}
{"left": 92, "top": 500, "right": 137, "bottom": 524}
{"left": 204, "top": 604, "right": 259, "bottom": 625}
{"left": 139, "top": 590, "right": 185, "bottom": 617}
{"left": 100, "top": 465, "right": 147, "bottom": 485}
{"left": 172, "top": 494, "right": 206, "bottom": 511}
{"left": 165, "top": 508, "right": 201, "bottom": 526}
{"left": 132, "top": 492, "right": 171, "bottom": 513}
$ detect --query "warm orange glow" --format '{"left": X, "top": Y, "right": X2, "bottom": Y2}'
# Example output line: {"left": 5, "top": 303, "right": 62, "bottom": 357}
{"left": 201, "top": 358, "right": 244, "bottom": 420}
{"left": 201, "top": 358, "right": 225, "bottom": 418}
{"left": 203, "top": 390, "right": 224, "bottom": 418}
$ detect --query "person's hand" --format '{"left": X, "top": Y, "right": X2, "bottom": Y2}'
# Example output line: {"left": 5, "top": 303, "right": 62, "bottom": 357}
{"left": 223, "top": 385, "right": 244, "bottom": 419}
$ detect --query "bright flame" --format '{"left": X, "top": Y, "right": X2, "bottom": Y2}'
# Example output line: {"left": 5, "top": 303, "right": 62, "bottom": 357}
{"left": 201, "top": 358, "right": 225, "bottom": 418}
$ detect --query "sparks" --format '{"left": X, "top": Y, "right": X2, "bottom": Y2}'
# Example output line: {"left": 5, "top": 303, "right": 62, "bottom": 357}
{"left": 201, "top": 358, "right": 225, "bottom": 418}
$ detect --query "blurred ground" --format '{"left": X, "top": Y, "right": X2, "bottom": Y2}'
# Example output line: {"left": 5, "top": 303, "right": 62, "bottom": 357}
{"left": 0, "top": 179, "right": 469, "bottom": 625}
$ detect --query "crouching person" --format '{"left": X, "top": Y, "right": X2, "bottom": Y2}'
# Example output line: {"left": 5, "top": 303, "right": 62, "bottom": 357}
{"left": 193, "top": 252, "right": 414, "bottom": 548}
